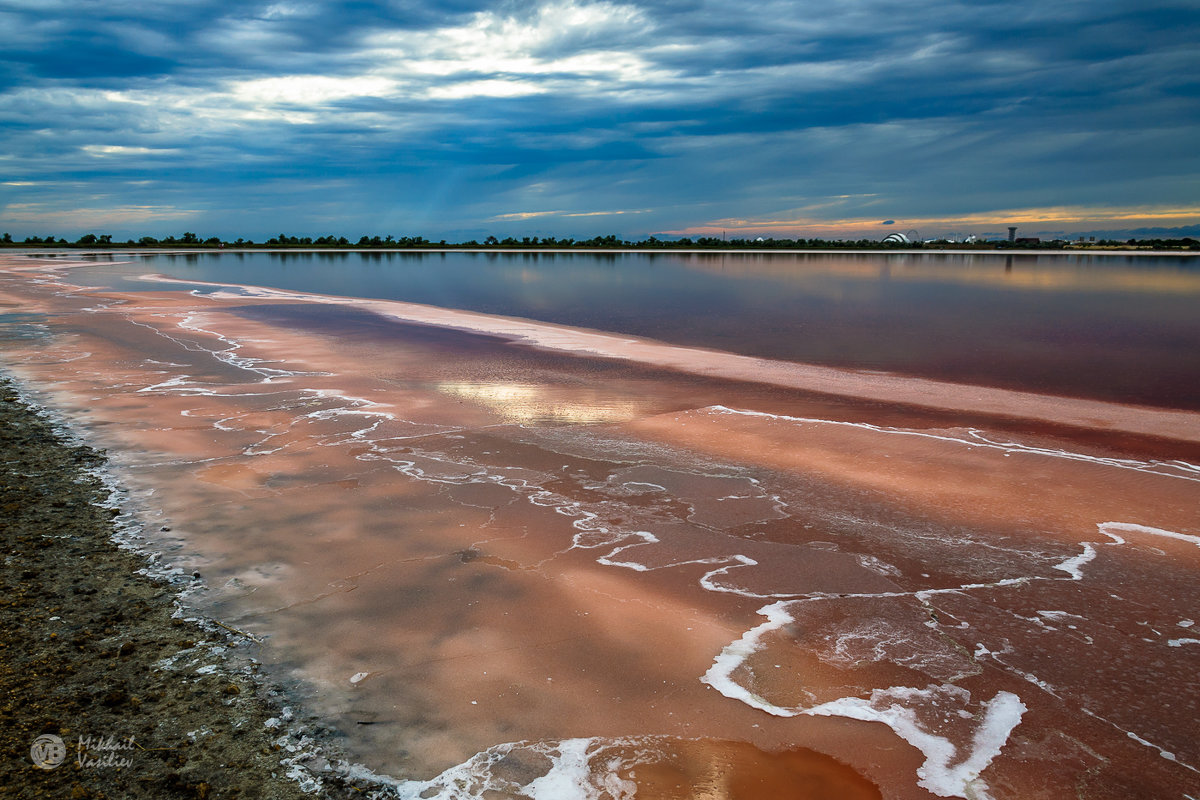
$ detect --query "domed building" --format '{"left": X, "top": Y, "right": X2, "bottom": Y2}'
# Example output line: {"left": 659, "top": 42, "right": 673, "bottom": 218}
{"left": 882, "top": 232, "right": 910, "bottom": 244}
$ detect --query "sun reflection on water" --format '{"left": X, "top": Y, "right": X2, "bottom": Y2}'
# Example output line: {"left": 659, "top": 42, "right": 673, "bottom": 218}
{"left": 435, "top": 381, "right": 646, "bottom": 425}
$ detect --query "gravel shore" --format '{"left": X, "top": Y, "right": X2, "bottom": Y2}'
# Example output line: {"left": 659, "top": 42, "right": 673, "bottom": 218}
{"left": 0, "top": 377, "right": 378, "bottom": 799}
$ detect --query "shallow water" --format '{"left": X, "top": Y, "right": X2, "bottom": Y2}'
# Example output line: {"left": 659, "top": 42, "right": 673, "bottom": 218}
{"left": 1, "top": 251, "right": 1198, "bottom": 799}
{"left": 58, "top": 249, "right": 1200, "bottom": 409}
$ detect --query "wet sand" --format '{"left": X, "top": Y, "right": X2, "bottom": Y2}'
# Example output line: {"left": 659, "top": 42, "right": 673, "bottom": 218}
{"left": 1, "top": 253, "right": 1198, "bottom": 799}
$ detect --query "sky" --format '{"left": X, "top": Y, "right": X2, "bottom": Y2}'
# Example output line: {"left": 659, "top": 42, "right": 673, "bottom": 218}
{"left": 1, "top": 0, "right": 1198, "bottom": 241}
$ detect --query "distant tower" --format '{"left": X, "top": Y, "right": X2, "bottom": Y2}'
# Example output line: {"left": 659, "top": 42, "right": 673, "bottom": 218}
{"left": 1008, "top": 226, "right": 1017, "bottom": 242}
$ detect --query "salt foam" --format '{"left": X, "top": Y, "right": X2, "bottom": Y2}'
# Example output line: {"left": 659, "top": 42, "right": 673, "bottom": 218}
{"left": 702, "top": 602, "right": 1026, "bottom": 798}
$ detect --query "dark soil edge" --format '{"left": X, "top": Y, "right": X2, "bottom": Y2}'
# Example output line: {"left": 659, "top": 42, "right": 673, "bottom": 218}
{"left": 0, "top": 375, "right": 393, "bottom": 799}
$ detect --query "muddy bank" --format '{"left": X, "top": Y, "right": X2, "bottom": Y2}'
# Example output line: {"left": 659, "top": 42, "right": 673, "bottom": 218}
{"left": 0, "top": 376, "right": 377, "bottom": 799}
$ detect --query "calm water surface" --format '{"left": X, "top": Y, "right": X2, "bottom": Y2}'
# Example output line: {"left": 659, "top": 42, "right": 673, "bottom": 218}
{"left": 68, "top": 250, "right": 1200, "bottom": 409}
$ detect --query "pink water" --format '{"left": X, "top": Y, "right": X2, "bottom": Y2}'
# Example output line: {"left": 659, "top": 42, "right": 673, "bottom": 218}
{"left": 2, "top": 253, "right": 1198, "bottom": 799}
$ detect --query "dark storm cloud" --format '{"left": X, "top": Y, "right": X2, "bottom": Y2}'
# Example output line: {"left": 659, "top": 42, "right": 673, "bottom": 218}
{"left": 1, "top": 0, "right": 1197, "bottom": 238}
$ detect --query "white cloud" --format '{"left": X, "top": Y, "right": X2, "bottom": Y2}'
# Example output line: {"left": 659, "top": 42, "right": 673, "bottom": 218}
{"left": 427, "top": 79, "right": 546, "bottom": 100}
{"left": 489, "top": 208, "right": 650, "bottom": 221}
{"left": 363, "top": 0, "right": 672, "bottom": 98}
{"left": 230, "top": 75, "right": 396, "bottom": 106}
{"left": 1, "top": 203, "right": 200, "bottom": 227}
{"left": 259, "top": 2, "right": 317, "bottom": 19}
{"left": 82, "top": 144, "right": 180, "bottom": 156}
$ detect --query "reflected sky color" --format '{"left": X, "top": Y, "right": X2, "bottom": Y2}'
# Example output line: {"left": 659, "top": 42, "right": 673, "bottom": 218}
{"left": 435, "top": 381, "right": 647, "bottom": 425}
{"left": 63, "top": 250, "right": 1200, "bottom": 409}
{"left": 3, "top": 248, "right": 1199, "bottom": 798}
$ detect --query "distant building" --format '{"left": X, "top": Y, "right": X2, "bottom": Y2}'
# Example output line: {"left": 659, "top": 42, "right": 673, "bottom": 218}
{"left": 882, "top": 232, "right": 910, "bottom": 244}
{"left": 1008, "top": 226, "right": 1018, "bottom": 242}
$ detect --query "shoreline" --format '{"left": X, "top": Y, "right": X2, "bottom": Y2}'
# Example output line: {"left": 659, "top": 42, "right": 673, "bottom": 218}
{"left": 3, "top": 246, "right": 1198, "bottom": 257}
{"left": 0, "top": 374, "right": 383, "bottom": 799}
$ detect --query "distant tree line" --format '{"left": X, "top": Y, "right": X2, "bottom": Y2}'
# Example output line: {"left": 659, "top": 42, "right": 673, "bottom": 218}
{"left": 2, "top": 231, "right": 1197, "bottom": 251}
